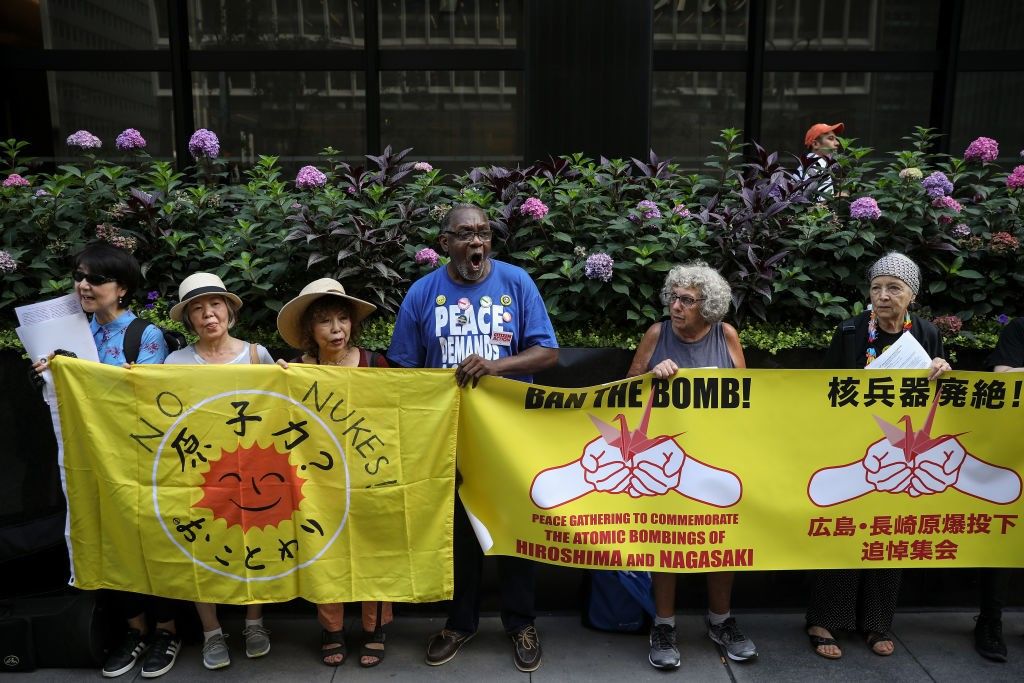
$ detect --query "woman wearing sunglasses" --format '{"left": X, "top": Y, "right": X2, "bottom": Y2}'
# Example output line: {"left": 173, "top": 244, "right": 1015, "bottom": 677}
{"left": 34, "top": 241, "right": 181, "bottom": 678}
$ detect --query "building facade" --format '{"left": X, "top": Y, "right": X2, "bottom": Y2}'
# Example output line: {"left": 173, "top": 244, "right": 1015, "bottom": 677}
{"left": 2, "top": 0, "right": 1022, "bottom": 171}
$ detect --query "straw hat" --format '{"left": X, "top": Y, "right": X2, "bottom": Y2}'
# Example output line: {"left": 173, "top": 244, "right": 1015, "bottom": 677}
{"left": 276, "top": 278, "right": 377, "bottom": 349}
{"left": 169, "top": 272, "right": 243, "bottom": 322}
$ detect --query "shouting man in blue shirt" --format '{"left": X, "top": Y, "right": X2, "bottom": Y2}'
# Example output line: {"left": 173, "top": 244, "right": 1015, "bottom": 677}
{"left": 388, "top": 203, "right": 558, "bottom": 672}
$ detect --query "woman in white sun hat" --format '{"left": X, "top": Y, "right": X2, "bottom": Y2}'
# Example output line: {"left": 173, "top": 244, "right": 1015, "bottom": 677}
{"left": 164, "top": 272, "right": 278, "bottom": 669}
{"left": 276, "top": 278, "right": 390, "bottom": 667}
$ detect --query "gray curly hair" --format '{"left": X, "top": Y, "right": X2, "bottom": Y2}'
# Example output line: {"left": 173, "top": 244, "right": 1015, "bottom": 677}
{"left": 660, "top": 261, "right": 732, "bottom": 324}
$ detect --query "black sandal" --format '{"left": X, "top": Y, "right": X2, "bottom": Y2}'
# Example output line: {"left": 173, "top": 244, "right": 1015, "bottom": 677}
{"left": 320, "top": 629, "right": 346, "bottom": 667}
{"left": 360, "top": 630, "right": 385, "bottom": 668}
{"left": 865, "top": 631, "right": 894, "bottom": 656}
{"left": 807, "top": 625, "right": 842, "bottom": 660}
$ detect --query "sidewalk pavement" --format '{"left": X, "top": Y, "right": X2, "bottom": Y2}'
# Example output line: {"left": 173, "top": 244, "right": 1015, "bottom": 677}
{"left": 22, "top": 610, "right": 1023, "bottom": 682}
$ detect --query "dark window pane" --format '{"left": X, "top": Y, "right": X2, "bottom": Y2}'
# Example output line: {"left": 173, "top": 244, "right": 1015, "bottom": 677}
{"left": 1, "top": 0, "right": 168, "bottom": 49}
{"left": 651, "top": 71, "right": 746, "bottom": 169}
{"left": 192, "top": 71, "right": 366, "bottom": 169}
{"left": 190, "top": 0, "right": 365, "bottom": 49}
{"left": 379, "top": 0, "right": 519, "bottom": 48}
{"left": 380, "top": 70, "right": 521, "bottom": 168}
{"left": 760, "top": 71, "right": 933, "bottom": 159}
{"left": 44, "top": 71, "right": 174, "bottom": 162}
{"left": 766, "top": 0, "right": 938, "bottom": 51}
{"left": 961, "top": 0, "right": 1024, "bottom": 50}
{"left": 652, "top": 0, "right": 747, "bottom": 50}
{"left": 952, "top": 72, "right": 1024, "bottom": 162}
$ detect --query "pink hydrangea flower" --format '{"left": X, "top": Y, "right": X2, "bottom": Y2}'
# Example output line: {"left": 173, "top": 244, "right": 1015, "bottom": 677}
{"left": 414, "top": 247, "right": 440, "bottom": 267}
{"left": 520, "top": 197, "right": 549, "bottom": 220}
{"left": 931, "top": 195, "right": 963, "bottom": 212}
{"left": 66, "top": 130, "right": 101, "bottom": 149}
{"left": 964, "top": 136, "right": 999, "bottom": 163}
{"left": 115, "top": 128, "right": 147, "bottom": 151}
{"left": 671, "top": 203, "right": 690, "bottom": 218}
{"left": 849, "top": 197, "right": 881, "bottom": 221}
{"left": 1006, "top": 165, "right": 1024, "bottom": 189}
{"left": 295, "top": 165, "right": 327, "bottom": 190}
{"left": 990, "top": 232, "right": 1020, "bottom": 254}
{"left": 932, "top": 315, "right": 963, "bottom": 337}
{"left": 3, "top": 174, "right": 29, "bottom": 188}
{"left": 413, "top": 162, "right": 433, "bottom": 172}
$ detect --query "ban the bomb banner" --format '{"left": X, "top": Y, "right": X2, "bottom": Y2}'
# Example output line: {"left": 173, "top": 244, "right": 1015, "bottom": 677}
{"left": 51, "top": 358, "right": 457, "bottom": 604}
{"left": 458, "top": 370, "right": 1024, "bottom": 572}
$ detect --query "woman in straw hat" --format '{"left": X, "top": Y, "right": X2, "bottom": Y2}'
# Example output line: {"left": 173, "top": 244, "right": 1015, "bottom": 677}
{"left": 277, "top": 278, "right": 391, "bottom": 667}
{"left": 164, "top": 272, "right": 278, "bottom": 670}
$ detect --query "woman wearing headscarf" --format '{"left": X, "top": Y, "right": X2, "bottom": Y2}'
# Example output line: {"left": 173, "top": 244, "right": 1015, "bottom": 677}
{"left": 626, "top": 261, "right": 757, "bottom": 670}
{"left": 807, "top": 252, "right": 950, "bottom": 660}
{"left": 276, "top": 278, "right": 391, "bottom": 667}
{"left": 164, "top": 272, "right": 277, "bottom": 670}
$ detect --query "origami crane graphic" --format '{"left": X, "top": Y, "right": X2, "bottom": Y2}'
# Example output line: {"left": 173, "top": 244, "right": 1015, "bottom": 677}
{"left": 530, "top": 393, "right": 742, "bottom": 509}
{"left": 808, "top": 389, "right": 1021, "bottom": 507}
{"left": 587, "top": 394, "right": 682, "bottom": 464}
{"left": 871, "top": 388, "right": 965, "bottom": 464}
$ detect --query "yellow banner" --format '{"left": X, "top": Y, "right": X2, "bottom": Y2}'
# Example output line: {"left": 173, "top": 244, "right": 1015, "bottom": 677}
{"left": 458, "top": 370, "right": 1024, "bottom": 571}
{"left": 52, "top": 358, "right": 457, "bottom": 604}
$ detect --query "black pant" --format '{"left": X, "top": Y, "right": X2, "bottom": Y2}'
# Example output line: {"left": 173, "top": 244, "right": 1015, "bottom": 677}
{"left": 445, "top": 496, "right": 535, "bottom": 634}
{"left": 107, "top": 590, "right": 177, "bottom": 625}
{"left": 979, "top": 568, "right": 1010, "bottom": 620}
{"left": 805, "top": 569, "right": 901, "bottom": 634}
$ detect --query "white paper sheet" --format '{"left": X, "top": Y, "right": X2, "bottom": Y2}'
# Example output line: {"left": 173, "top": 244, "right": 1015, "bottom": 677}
{"left": 16, "top": 313, "right": 99, "bottom": 365}
{"left": 15, "top": 292, "right": 83, "bottom": 326}
{"left": 865, "top": 331, "right": 932, "bottom": 370}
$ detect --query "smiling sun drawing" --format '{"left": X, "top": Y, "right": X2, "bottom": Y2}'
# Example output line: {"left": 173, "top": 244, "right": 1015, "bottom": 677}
{"left": 195, "top": 442, "right": 306, "bottom": 532}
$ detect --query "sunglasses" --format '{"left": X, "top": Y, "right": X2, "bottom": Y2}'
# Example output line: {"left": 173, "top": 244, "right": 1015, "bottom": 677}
{"left": 72, "top": 270, "right": 117, "bottom": 286}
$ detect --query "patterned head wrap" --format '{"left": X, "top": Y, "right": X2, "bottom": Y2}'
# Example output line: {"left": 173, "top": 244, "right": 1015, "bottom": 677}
{"left": 868, "top": 252, "right": 920, "bottom": 294}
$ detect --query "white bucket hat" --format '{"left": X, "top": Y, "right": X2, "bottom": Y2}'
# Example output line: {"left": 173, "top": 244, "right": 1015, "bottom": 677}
{"left": 276, "top": 278, "right": 377, "bottom": 350}
{"left": 169, "top": 272, "right": 243, "bottom": 322}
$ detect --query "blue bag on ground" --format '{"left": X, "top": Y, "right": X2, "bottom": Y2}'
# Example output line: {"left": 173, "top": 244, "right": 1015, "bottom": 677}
{"left": 582, "top": 570, "right": 656, "bottom": 633}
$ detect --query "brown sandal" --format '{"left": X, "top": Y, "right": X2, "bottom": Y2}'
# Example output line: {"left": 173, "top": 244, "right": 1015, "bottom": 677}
{"left": 320, "top": 629, "right": 346, "bottom": 666}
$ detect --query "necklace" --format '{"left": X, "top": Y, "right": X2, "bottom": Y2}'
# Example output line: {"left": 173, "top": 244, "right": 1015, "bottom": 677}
{"left": 318, "top": 347, "right": 356, "bottom": 366}
{"left": 865, "top": 309, "right": 912, "bottom": 367}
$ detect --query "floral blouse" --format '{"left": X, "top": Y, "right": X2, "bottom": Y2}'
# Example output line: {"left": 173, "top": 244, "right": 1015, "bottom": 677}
{"left": 89, "top": 310, "right": 168, "bottom": 366}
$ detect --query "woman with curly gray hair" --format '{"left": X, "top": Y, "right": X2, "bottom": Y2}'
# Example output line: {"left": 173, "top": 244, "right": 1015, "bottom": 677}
{"left": 626, "top": 261, "right": 754, "bottom": 670}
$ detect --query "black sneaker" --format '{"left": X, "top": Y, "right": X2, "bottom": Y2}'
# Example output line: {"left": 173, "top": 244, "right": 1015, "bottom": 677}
{"left": 140, "top": 629, "right": 181, "bottom": 678}
{"left": 102, "top": 629, "right": 147, "bottom": 678}
{"left": 974, "top": 616, "right": 1007, "bottom": 663}
{"left": 510, "top": 625, "right": 542, "bottom": 672}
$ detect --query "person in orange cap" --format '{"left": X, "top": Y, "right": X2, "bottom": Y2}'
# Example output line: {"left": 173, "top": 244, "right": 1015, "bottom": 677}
{"left": 798, "top": 122, "right": 844, "bottom": 197}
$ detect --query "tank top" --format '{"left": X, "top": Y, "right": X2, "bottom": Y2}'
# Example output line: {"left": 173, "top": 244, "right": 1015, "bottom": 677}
{"left": 647, "top": 320, "right": 734, "bottom": 370}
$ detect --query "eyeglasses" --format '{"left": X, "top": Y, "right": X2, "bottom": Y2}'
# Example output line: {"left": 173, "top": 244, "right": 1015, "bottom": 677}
{"left": 664, "top": 294, "right": 705, "bottom": 308}
{"left": 445, "top": 230, "right": 492, "bottom": 243}
{"left": 72, "top": 270, "right": 117, "bottom": 286}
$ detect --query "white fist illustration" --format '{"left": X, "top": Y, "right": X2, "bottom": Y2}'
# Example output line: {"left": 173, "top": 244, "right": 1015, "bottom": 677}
{"left": 581, "top": 439, "right": 631, "bottom": 493}
{"left": 862, "top": 440, "right": 913, "bottom": 494}
{"left": 909, "top": 439, "right": 966, "bottom": 495}
{"left": 628, "top": 439, "right": 686, "bottom": 497}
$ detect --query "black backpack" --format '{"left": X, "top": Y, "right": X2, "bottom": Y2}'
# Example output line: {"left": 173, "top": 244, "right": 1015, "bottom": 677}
{"left": 123, "top": 318, "right": 186, "bottom": 364}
